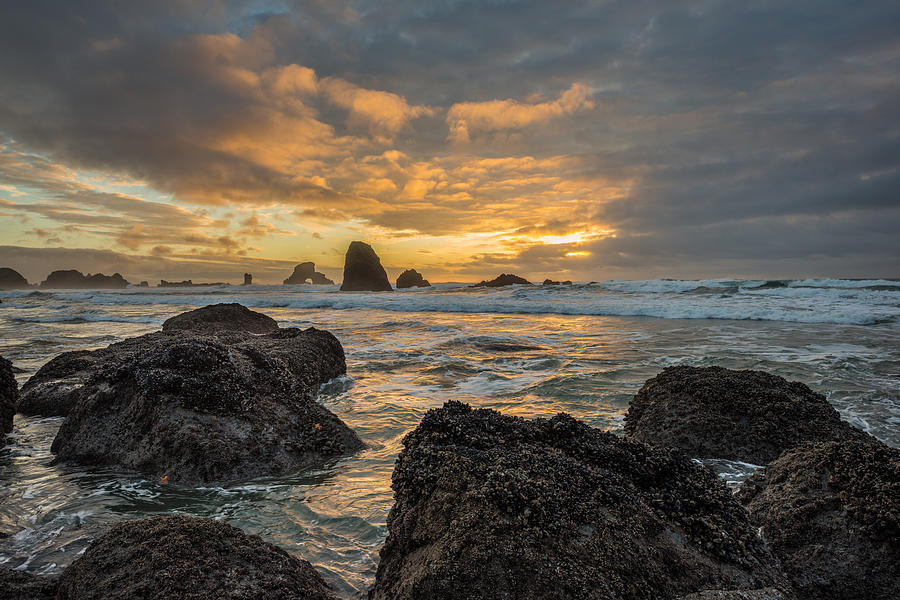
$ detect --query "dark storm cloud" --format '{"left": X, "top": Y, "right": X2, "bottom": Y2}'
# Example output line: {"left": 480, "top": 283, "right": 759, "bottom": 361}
{"left": 0, "top": 0, "right": 898, "bottom": 276}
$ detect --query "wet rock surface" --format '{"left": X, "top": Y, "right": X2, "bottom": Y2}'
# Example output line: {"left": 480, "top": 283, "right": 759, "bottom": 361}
{"left": 0, "top": 267, "right": 29, "bottom": 289}
{"left": 369, "top": 401, "right": 788, "bottom": 600}
{"left": 396, "top": 269, "right": 430, "bottom": 288}
{"left": 284, "top": 261, "right": 334, "bottom": 285}
{"left": 736, "top": 440, "right": 899, "bottom": 600}
{"left": 340, "top": 241, "right": 392, "bottom": 291}
{"left": 43, "top": 306, "right": 363, "bottom": 484}
{"left": 678, "top": 589, "right": 790, "bottom": 600}
{"left": 1, "top": 355, "right": 16, "bottom": 447}
{"left": 56, "top": 515, "right": 340, "bottom": 600}
{"left": 162, "top": 302, "right": 279, "bottom": 334}
{"left": 470, "top": 273, "right": 531, "bottom": 287}
{"left": 625, "top": 366, "right": 872, "bottom": 464}
{"left": 0, "top": 569, "right": 57, "bottom": 600}
{"left": 18, "top": 350, "right": 103, "bottom": 417}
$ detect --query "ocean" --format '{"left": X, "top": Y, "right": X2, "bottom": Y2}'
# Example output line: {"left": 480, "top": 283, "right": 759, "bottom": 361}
{"left": 1, "top": 279, "right": 898, "bottom": 597}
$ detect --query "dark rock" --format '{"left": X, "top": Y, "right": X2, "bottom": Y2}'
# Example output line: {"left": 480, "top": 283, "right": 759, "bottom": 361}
{"left": 678, "top": 590, "right": 791, "bottom": 600}
{"left": 45, "top": 307, "right": 363, "bottom": 484}
{"left": 369, "top": 401, "right": 788, "bottom": 600}
{"left": 56, "top": 515, "right": 340, "bottom": 600}
{"left": 162, "top": 303, "right": 279, "bottom": 334}
{"left": 284, "top": 262, "right": 334, "bottom": 285}
{"left": 18, "top": 350, "right": 102, "bottom": 417}
{"left": 0, "top": 569, "right": 57, "bottom": 600}
{"left": 625, "top": 366, "right": 872, "bottom": 464}
{"left": 396, "top": 269, "right": 430, "bottom": 288}
{"left": 339, "top": 242, "right": 392, "bottom": 292}
{"left": 542, "top": 279, "right": 572, "bottom": 285}
{"left": 159, "top": 279, "right": 229, "bottom": 287}
{"left": 40, "top": 270, "right": 129, "bottom": 289}
{"left": 138, "top": 280, "right": 149, "bottom": 287}
{"left": 243, "top": 273, "right": 252, "bottom": 285}
{"left": 0, "top": 267, "right": 29, "bottom": 289}
{"left": 1, "top": 355, "right": 16, "bottom": 447}
{"left": 470, "top": 273, "right": 531, "bottom": 287}
{"left": 736, "top": 441, "right": 899, "bottom": 600}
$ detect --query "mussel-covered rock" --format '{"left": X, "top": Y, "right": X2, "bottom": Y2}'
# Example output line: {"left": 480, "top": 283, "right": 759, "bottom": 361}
{"left": 43, "top": 305, "right": 363, "bottom": 484}
{"left": 18, "top": 350, "right": 102, "bottom": 417}
{"left": 736, "top": 440, "right": 899, "bottom": 600}
{"left": 56, "top": 516, "right": 340, "bottom": 600}
{"left": 162, "top": 303, "right": 279, "bottom": 334}
{"left": 1, "top": 355, "right": 16, "bottom": 447}
{"left": 369, "top": 401, "right": 789, "bottom": 600}
{"left": 0, "top": 569, "right": 57, "bottom": 600}
{"left": 625, "top": 366, "right": 871, "bottom": 464}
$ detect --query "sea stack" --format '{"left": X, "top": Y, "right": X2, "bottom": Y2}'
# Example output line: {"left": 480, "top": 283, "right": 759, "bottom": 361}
{"left": 470, "top": 273, "right": 531, "bottom": 287}
{"left": 0, "top": 267, "right": 29, "bottom": 289}
{"left": 339, "top": 241, "right": 392, "bottom": 291}
{"left": 40, "top": 270, "right": 129, "bottom": 289}
{"left": 283, "top": 262, "right": 334, "bottom": 285}
{"left": 243, "top": 273, "right": 252, "bottom": 285}
{"left": 396, "top": 268, "right": 430, "bottom": 288}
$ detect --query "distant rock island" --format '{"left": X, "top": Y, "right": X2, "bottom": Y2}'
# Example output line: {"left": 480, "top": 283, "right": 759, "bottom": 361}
{"left": 243, "top": 273, "right": 252, "bottom": 285}
{"left": 340, "top": 242, "right": 392, "bottom": 291}
{"left": 543, "top": 278, "right": 572, "bottom": 285}
{"left": 158, "top": 280, "right": 230, "bottom": 287}
{"left": 284, "top": 262, "right": 333, "bottom": 285}
{"left": 40, "top": 270, "right": 128, "bottom": 289}
{"left": 0, "top": 267, "right": 29, "bottom": 290}
{"left": 470, "top": 273, "right": 531, "bottom": 287}
{"left": 396, "top": 269, "right": 430, "bottom": 288}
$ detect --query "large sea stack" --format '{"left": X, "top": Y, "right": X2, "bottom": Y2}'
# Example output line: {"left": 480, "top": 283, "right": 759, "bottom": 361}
{"left": 39, "top": 304, "right": 363, "bottom": 484}
{"left": 56, "top": 516, "right": 340, "bottom": 600}
{"left": 625, "top": 366, "right": 872, "bottom": 464}
{"left": 396, "top": 268, "right": 430, "bottom": 288}
{"left": 0, "top": 355, "right": 16, "bottom": 448}
{"left": 737, "top": 440, "right": 899, "bottom": 600}
{"left": 369, "top": 401, "right": 788, "bottom": 600}
{"left": 339, "top": 241, "right": 392, "bottom": 291}
{"left": 0, "top": 267, "right": 29, "bottom": 289}
{"left": 284, "top": 262, "right": 334, "bottom": 285}
{"left": 40, "top": 270, "right": 129, "bottom": 289}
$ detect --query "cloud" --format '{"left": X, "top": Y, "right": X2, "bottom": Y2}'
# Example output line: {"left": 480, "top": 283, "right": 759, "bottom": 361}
{"left": 446, "top": 84, "right": 595, "bottom": 142}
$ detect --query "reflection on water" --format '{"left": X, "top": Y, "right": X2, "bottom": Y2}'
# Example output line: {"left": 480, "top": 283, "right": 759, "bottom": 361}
{"left": 1, "top": 301, "right": 898, "bottom": 597}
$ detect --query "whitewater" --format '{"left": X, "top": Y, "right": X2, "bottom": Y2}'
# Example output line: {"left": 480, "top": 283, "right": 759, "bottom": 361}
{"left": 1, "top": 279, "right": 899, "bottom": 597}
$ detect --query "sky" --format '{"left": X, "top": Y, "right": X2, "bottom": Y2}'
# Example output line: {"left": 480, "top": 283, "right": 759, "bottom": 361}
{"left": 0, "top": 1, "right": 898, "bottom": 284}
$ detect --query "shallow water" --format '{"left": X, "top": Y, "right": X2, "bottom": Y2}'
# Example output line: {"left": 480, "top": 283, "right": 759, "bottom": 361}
{"left": 1, "top": 281, "right": 898, "bottom": 597}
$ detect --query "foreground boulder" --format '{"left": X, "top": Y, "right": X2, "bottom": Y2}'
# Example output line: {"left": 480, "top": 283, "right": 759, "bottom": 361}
{"left": 43, "top": 305, "right": 363, "bottom": 484}
{"left": 0, "top": 569, "right": 57, "bottom": 600}
{"left": 470, "top": 273, "right": 530, "bottom": 287}
{"left": 736, "top": 441, "right": 899, "bottom": 600}
{"left": 396, "top": 269, "right": 430, "bottom": 288}
{"left": 57, "top": 516, "right": 340, "bottom": 600}
{"left": 18, "top": 350, "right": 102, "bottom": 417}
{"left": 1, "top": 355, "right": 16, "bottom": 447}
{"left": 370, "top": 401, "right": 788, "bottom": 600}
{"left": 625, "top": 366, "right": 871, "bottom": 464}
{"left": 339, "top": 241, "right": 392, "bottom": 291}
{"left": 162, "top": 303, "right": 278, "bottom": 334}
{"left": 284, "top": 261, "right": 334, "bottom": 285}
{"left": 0, "top": 267, "right": 29, "bottom": 289}
{"left": 40, "top": 270, "right": 128, "bottom": 289}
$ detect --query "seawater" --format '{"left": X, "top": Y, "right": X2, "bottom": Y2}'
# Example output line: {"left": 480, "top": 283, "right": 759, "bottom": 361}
{"left": 1, "top": 280, "right": 898, "bottom": 597}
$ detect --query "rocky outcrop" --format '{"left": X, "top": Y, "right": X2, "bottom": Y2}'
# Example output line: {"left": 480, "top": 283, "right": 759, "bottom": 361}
{"left": 736, "top": 441, "right": 899, "bottom": 600}
{"left": 542, "top": 279, "right": 572, "bottom": 285}
{"left": 625, "top": 366, "right": 872, "bottom": 464}
{"left": 470, "top": 273, "right": 531, "bottom": 287}
{"left": 18, "top": 350, "right": 102, "bottom": 417}
{"left": 1, "top": 355, "right": 16, "bottom": 447}
{"left": 678, "top": 590, "right": 790, "bottom": 600}
{"left": 0, "top": 569, "right": 57, "bottom": 600}
{"left": 0, "top": 267, "right": 29, "bottom": 289}
{"left": 159, "top": 280, "right": 229, "bottom": 287}
{"left": 339, "top": 242, "right": 392, "bottom": 292}
{"left": 162, "top": 303, "right": 279, "bottom": 334}
{"left": 284, "top": 262, "right": 334, "bottom": 285}
{"left": 56, "top": 516, "right": 340, "bottom": 600}
{"left": 40, "top": 305, "right": 363, "bottom": 484}
{"left": 40, "top": 270, "right": 129, "bottom": 289}
{"left": 369, "top": 401, "right": 788, "bottom": 600}
{"left": 396, "top": 269, "right": 430, "bottom": 288}
{"left": 243, "top": 273, "right": 252, "bottom": 285}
